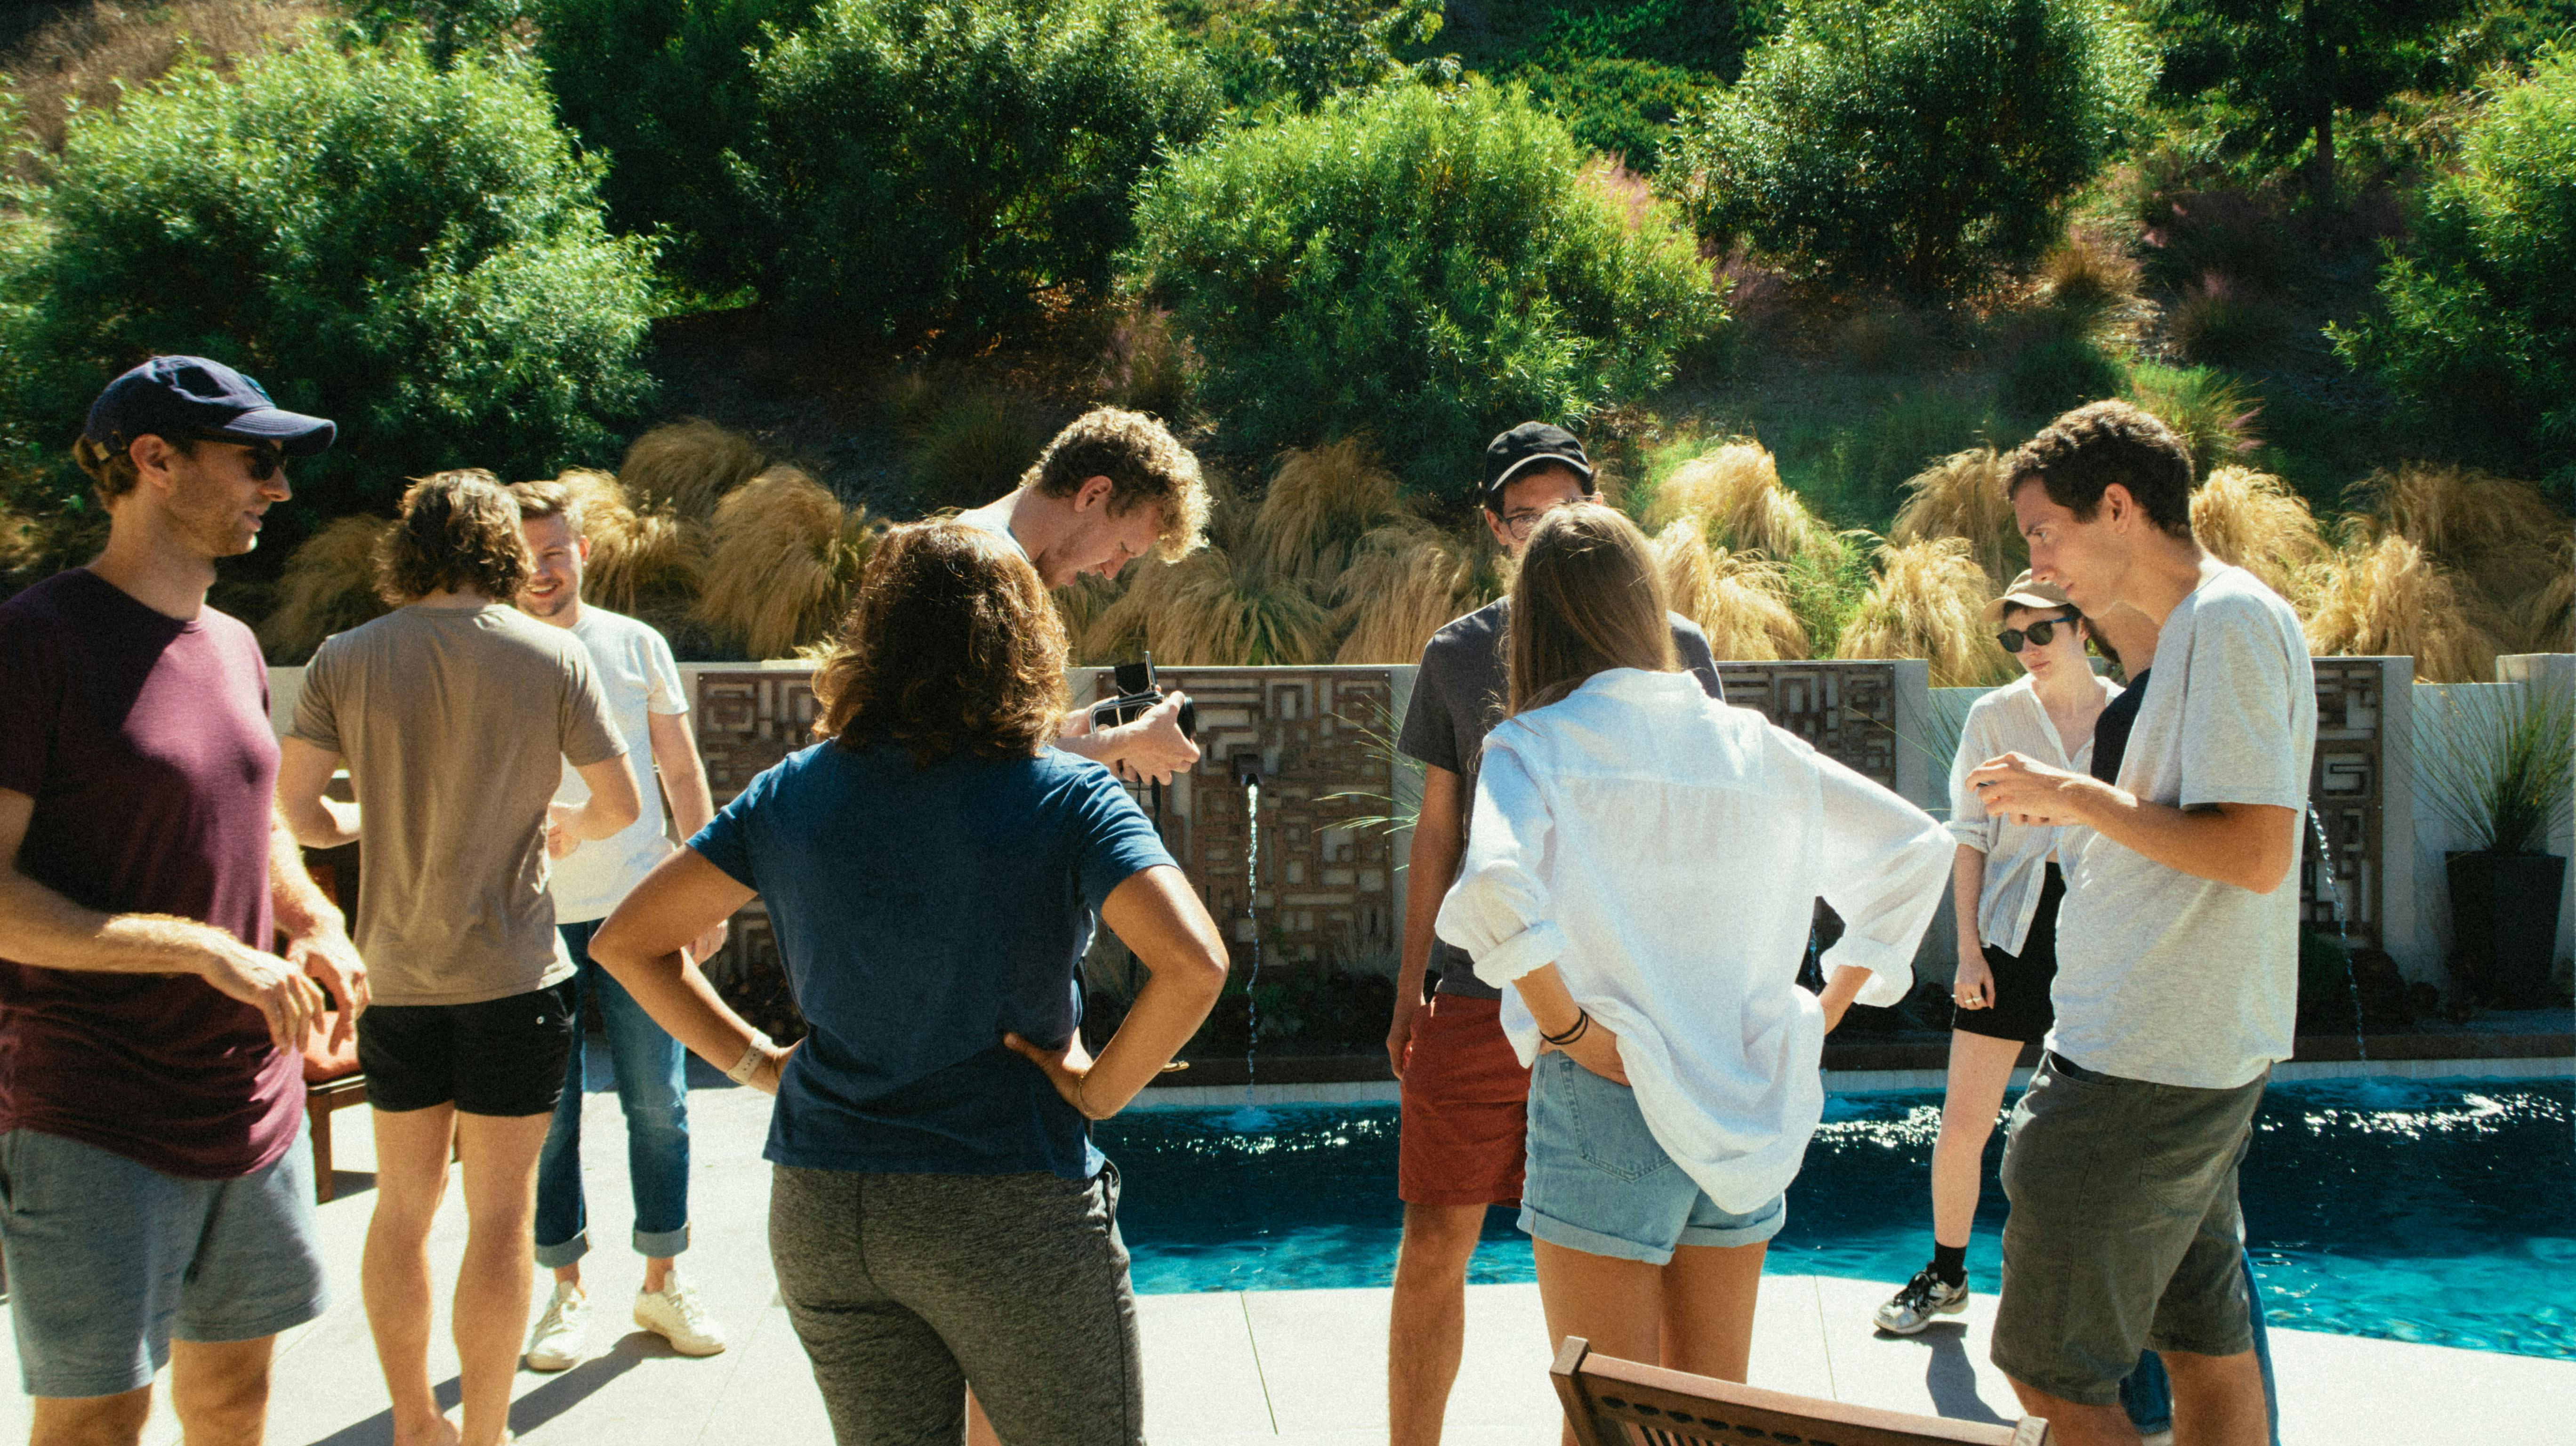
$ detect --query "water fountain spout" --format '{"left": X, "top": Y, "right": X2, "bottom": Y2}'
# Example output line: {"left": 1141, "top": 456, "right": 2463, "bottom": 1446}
{"left": 1230, "top": 753, "right": 1272, "bottom": 1129}
{"left": 2308, "top": 808, "right": 2368, "bottom": 1062}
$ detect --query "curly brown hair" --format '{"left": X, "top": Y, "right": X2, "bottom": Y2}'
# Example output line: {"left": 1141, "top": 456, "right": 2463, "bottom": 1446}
{"left": 1022, "top": 406, "right": 1210, "bottom": 562}
{"left": 2004, "top": 400, "right": 2195, "bottom": 540}
{"left": 811, "top": 519, "right": 1070, "bottom": 765}
{"left": 374, "top": 469, "right": 530, "bottom": 604}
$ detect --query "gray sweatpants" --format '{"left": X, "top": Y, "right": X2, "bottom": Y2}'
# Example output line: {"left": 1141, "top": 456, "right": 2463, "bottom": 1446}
{"left": 769, "top": 1162, "right": 1144, "bottom": 1446}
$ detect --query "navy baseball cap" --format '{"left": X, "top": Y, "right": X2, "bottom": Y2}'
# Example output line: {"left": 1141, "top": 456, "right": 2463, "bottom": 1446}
{"left": 84, "top": 356, "right": 335, "bottom": 458}
{"left": 1481, "top": 422, "right": 1594, "bottom": 511}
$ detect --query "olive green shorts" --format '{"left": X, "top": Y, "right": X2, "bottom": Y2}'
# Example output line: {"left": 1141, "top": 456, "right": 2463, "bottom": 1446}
{"left": 1990, "top": 1054, "right": 2267, "bottom": 1406}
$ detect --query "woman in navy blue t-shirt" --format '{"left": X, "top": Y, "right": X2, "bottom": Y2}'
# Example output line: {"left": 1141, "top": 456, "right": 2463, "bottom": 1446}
{"left": 593, "top": 520, "right": 1228, "bottom": 1444}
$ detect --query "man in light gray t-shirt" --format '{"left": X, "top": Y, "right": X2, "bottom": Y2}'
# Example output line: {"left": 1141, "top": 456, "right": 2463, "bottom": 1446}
{"left": 1968, "top": 401, "right": 2311, "bottom": 1445}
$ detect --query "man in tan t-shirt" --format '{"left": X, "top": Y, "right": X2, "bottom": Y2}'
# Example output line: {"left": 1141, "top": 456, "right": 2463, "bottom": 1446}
{"left": 279, "top": 470, "right": 638, "bottom": 1446}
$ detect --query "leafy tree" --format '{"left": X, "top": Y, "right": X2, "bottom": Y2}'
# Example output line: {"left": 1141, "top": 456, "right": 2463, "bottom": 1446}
{"left": 2142, "top": 0, "right": 2478, "bottom": 199}
{"left": 1512, "top": 53, "right": 1708, "bottom": 172}
{"left": 740, "top": 0, "right": 1220, "bottom": 340}
{"left": 1128, "top": 80, "right": 1722, "bottom": 491}
{"left": 1663, "top": 0, "right": 2152, "bottom": 297}
{"left": 0, "top": 37, "right": 656, "bottom": 523}
{"left": 2336, "top": 46, "right": 2576, "bottom": 492}
{"left": 533, "top": 0, "right": 826, "bottom": 300}
{"left": 1202, "top": 0, "right": 1446, "bottom": 112}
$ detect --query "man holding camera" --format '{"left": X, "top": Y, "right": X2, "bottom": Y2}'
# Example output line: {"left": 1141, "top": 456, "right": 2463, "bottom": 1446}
{"left": 957, "top": 407, "right": 1210, "bottom": 782}
{"left": 1384, "top": 424, "right": 1729, "bottom": 1446}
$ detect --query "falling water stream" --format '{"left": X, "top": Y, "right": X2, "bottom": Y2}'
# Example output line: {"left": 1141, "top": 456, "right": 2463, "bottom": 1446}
{"left": 2309, "top": 807, "right": 2369, "bottom": 1062}
{"left": 1228, "top": 777, "right": 1275, "bottom": 1130}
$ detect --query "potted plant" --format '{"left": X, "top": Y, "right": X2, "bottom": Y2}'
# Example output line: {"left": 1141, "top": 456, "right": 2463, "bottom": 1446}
{"left": 2417, "top": 678, "right": 2575, "bottom": 1008}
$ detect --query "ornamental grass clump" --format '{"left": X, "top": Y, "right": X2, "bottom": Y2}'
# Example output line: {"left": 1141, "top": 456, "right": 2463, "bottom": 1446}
{"left": 1651, "top": 521, "right": 1808, "bottom": 661}
{"left": 2190, "top": 465, "right": 2328, "bottom": 607}
{"left": 1331, "top": 519, "right": 1505, "bottom": 665}
{"left": 1248, "top": 439, "right": 1407, "bottom": 586}
{"left": 1835, "top": 537, "right": 2014, "bottom": 687}
{"left": 2351, "top": 462, "right": 2571, "bottom": 653}
{"left": 1889, "top": 447, "right": 2023, "bottom": 586}
{"left": 553, "top": 468, "right": 702, "bottom": 627}
{"left": 2124, "top": 363, "right": 2260, "bottom": 479}
{"left": 1643, "top": 441, "right": 1843, "bottom": 567}
{"left": 2300, "top": 534, "right": 2501, "bottom": 684}
{"left": 260, "top": 515, "right": 394, "bottom": 664}
{"left": 2414, "top": 678, "right": 2576, "bottom": 857}
{"left": 696, "top": 466, "right": 879, "bottom": 659}
{"left": 617, "top": 419, "right": 768, "bottom": 521}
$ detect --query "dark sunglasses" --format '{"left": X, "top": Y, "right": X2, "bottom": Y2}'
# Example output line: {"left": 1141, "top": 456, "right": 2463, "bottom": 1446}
{"left": 196, "top": 436, "right": 286, "bottom": 482}
{"left": 1997, "top": 611, "right": 2079, "bottom": 653}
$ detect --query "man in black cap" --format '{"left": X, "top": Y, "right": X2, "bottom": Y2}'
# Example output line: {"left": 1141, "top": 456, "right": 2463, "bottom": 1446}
{"left": 0, "top": 356, "right": 365, "bottom": 1445}
{"left": 1381, "top": 422, "right": 1728, "bottom": 1445}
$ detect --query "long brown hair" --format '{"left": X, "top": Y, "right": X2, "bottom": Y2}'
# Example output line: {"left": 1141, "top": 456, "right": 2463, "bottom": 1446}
{"left": 1507, "top": 502, "right": 1679, "bottom": 715}
{"left": 810, "top": 519, "right": 1069, "bottom": 766}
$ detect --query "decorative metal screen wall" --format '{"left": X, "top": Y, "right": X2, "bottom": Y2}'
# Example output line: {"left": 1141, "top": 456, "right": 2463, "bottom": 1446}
{"left": 2308, "top": 659, "right": 2387, "bottom": 948}
{"left": 1714, "top": 661, "right": 1902, "bottom": 787}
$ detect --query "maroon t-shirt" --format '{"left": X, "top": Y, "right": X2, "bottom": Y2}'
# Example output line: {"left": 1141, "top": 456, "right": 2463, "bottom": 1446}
{"left": 0, "top": 567, "right": 302, "bottom": 1179}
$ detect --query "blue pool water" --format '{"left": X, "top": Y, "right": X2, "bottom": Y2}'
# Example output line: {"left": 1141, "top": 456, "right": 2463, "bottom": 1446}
{"left": 1093, "top": 1077, "right": 2574, "bottom": 1360}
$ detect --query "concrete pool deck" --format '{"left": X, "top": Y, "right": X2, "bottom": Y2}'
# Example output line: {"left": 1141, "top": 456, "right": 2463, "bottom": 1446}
{"left": 5, "top": 1073, "right": 2566, "bottom": 1446}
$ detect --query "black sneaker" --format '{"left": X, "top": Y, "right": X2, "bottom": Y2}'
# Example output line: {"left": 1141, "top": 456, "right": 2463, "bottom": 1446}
{"left": 1873, "top": 1268, "right": 1970, "bottom": 1334}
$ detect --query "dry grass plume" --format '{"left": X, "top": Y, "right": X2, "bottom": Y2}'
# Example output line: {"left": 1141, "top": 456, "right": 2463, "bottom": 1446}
{"left": 1644, "top": 442, "right": 1840, "bottom": 564}
{"left": 549, "top": 468, "right": 702, "bottom": 623}
{"left": 695, "top": 466, "right": 877, "bottom": 659}
{"left": 1247, "top": 440, "right": 1405, "bottom": 584}
{"left": 618, "top": 419, "right": 767, "bottom": 520}
{"left": 1331, "top": 519, "right": 1506, "bottom": 664}
{"left": 1834, "top": 538, "right": 2014, "bottom": 686}
{"left": 1652, "top": 521, "right": 1807, "bottom": 661}
{"left": 2301, "top": 534, "right": 2503, "bottom": 683}
{"left": 2191, "top": 465, "right": 2329, "bottom": 607}
{"left": 260, "top": 514, "right": 393, "bottom": 663}
{"left": 1889, "top": 447, "right": 2023, "bottom": 586}
{"left": 2352, "top": 463, "right": 2572, "bottom": 653}
{"left": 1085, "top": 547, "right": 1334, "bottom": 667}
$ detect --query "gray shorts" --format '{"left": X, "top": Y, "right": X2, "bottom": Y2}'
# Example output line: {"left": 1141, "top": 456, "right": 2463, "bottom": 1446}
{"left": 1991, "top": 1055, "right": 2267, "bottom": 1406}
{"left": 769, "top": 1161, "right": 1142, "bottom": 1446}
{"left": 0, "top": 1128, "right": 328, "bottom": 1398}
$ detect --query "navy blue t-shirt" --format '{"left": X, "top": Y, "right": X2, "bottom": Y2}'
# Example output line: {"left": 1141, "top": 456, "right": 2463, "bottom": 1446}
{"left": 688, "top": 740, "right": 1177, "bottom": 1179}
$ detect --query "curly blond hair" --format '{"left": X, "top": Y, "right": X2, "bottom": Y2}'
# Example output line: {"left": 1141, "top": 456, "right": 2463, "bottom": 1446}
{"left": 375, "top": 469, "right": 529, "bottom": 604}
{"left": 1022, "top": 406, "right": 1209, "bottom": 562}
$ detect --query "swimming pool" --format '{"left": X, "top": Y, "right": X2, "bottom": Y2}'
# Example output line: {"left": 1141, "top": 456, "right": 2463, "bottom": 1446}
{"left": 1094, "top": 1077, "right": 2574, "bottom": 1360}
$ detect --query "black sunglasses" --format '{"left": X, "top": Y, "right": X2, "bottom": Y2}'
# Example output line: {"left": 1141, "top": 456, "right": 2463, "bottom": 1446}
{"left": 1997, "top": 611, "right": 2079, "bottom": 653}
{"left": 196, "top": 436, "right": 286, "bottom": 482}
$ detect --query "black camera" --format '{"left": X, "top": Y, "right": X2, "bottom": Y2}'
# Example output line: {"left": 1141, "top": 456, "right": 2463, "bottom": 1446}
{"left": 1090, "top": 653, "right": 1196, "bottom": 739}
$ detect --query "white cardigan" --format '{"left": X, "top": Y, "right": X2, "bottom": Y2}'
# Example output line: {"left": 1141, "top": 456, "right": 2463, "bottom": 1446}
{"left": 1947, "top": 672, "right": 2117, "bottom": 956}
{"left": 1434, "top": 668, "right": 1954, "bottom": 1212}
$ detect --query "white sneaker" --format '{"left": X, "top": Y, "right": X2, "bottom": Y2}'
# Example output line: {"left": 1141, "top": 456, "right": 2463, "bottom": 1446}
{"left": 525, "top": 1281, "right": 592, "bottom": 1371}
{"left": 634, "top": 1267, "right": 726, "bottom": 1357}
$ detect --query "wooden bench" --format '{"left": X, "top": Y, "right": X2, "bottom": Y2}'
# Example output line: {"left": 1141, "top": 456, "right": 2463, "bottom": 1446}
{"left": 1551, "top": 1336, "right": 2053, "bottom": 1446}
{"left": 306, "top": 1069, "right": 368, "bottom": 1203}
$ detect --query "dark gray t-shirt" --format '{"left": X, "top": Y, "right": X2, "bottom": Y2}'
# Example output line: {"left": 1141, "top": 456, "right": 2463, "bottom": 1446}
{"left": 1398, "top": 598, "right": 1726, "bottom": 998}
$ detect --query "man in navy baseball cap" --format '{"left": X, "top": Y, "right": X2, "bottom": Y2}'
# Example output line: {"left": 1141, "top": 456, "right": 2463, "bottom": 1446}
{"left": 83, "top": 355, "right": 336, "bottom": 460}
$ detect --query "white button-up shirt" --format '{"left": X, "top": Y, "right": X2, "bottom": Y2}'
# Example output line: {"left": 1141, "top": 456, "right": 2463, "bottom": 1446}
{"left": 1433, "top": 668, "right": 1954, "bottom": 1212}
{"left": 1946, "top": 673, "right": 2118, "bottom": 956}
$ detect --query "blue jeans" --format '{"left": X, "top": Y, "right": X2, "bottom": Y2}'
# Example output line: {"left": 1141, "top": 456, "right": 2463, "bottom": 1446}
{"left": 2118, "top": 1245, "right": 2279, "bottom": 1445}
{"left": 534, "top": 920, "right": 692, "bottom": 1266}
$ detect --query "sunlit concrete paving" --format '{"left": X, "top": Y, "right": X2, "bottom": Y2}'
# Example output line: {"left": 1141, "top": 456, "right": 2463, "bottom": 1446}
{"left": 3, "top": 1073, "right": 2564, "bottom": 1446}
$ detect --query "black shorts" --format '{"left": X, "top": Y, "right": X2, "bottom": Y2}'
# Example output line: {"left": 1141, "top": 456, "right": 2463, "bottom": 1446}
{"left": 1953, "top": 864, "right": 2062, "bottom": 1044}
{"left": 357, "top": 980, "right": 577, "bottom": 1117}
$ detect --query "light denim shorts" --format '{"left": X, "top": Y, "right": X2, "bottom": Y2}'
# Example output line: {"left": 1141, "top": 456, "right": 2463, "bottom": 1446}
{"left": 1519, "top": 1051, "right": 1786, "bottom": 1265}
{"left": 0, "top": 1128, "right": 328, "bottom": 1398}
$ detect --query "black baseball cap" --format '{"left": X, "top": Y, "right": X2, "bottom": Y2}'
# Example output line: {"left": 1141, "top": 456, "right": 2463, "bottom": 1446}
{"left": 1481, "top": 422, "right": 1594, "bottom": 511}
{"left": 83, "top": 355, "right": 336, "bottom": 458}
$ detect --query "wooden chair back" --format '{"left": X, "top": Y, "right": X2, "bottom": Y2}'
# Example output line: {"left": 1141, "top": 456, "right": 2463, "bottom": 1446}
{"left": 1550, "top": 1337, "right": 2052, "bottom": 1446}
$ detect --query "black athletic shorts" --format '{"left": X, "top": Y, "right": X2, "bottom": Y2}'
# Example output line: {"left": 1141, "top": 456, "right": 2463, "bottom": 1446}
{"left": 1953, "top": 863, "right": 2062, "bottom": 1045}
{"left": 357, "top": 979, "right": 578, "bottom": 1117}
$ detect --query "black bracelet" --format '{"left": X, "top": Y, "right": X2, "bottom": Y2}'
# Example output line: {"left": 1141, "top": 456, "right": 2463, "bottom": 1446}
{"left": 1540, "top": 1009, "right": 1591, "bottom": 1047}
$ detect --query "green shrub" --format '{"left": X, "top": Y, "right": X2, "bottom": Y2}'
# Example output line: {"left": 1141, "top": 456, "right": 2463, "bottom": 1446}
{"left": 1128, "top": 80, "right": 1722, "bottom": 491}
{"left": 2124, "top": 362, "right": 2260, "bottom": 477}
{"left": 0, "top": 37, "right": 656, "bottom": 521}
{"left": 533, "top": 0, "right": 826, "bottom": 300}
{"left": 2165, "top": 274, "right": 2299, "bottom": 367}
{"left": 741, "top": 0, "right": 1221, "bottom": 340}
{"left": 2336, "top": 46, "right": 2576, "bottom": 490}
{"left": 2001, "top": 336, "right": 2126, "bottom": 419}
{"left": 1512, "top": 53, "right": 1708, "bottom": 172}
{"left": 1200, "top": 0, "right": 1445, "bottom": 112}
{"left": 1664, "top": 0, "right": 2153, "bottom": 295}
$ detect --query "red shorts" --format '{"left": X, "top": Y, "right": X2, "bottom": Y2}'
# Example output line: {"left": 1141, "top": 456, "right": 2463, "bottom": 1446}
{"left": 1396, "top": 994, "right": 1532, "bottom": 1206}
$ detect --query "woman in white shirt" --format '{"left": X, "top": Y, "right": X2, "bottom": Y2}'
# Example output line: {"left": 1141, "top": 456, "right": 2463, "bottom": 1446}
{"left": 1872, "top": 571, "right": 2116, "bottom": 1336}
{"left": 1434, "top": 504, "right": 1952, "bottom": 1397}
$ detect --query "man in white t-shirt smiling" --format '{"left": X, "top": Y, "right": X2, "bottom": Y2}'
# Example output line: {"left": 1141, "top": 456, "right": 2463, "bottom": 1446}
{"left": 508, "top": 478, "right": 732, "bottom": 1370}
{"left": 1967, "top": 401, "right": 2313, "bottom": 1446}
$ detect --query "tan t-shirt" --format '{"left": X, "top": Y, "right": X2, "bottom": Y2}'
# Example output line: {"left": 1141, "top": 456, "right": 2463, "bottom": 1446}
{"left": 290, "top": 603, "right": 626, "bottom": 1006}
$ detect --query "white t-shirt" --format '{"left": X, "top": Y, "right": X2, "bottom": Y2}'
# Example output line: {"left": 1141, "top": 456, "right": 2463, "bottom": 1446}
{"left": 2050, "top": 564, "right": 2316, "bottom": 1088}
{"left": 547, "top": 607, "right": 689, "bottom": 924}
